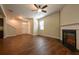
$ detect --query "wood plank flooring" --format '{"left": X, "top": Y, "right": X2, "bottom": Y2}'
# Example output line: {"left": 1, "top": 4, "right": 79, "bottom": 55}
{"left": 0, "top": 34, "right": 78, "bottom": 55}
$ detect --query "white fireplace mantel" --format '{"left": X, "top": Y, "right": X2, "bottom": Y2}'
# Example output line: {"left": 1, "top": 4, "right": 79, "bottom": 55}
{"left": 60, "top": 23, "right": 79, "bottom": 50}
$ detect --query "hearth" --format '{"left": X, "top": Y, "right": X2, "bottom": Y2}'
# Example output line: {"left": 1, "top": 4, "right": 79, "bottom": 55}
{"left": 62, "top": 30, "right": 76, "bottom": 51}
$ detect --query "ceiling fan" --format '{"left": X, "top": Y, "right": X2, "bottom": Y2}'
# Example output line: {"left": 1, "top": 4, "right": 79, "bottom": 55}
{"left": 33, "top": 4, "right": 48, "bottom": 13}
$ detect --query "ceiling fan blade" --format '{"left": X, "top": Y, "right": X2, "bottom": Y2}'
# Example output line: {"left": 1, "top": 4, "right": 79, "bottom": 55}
{"left": 41, "top": 5, "right": 48, "bottom": 9}
{"left": 42, "top": 10, "right": 47, "bottom": 13}
{"left": 34, "top": 4, "right": 39, "bottom": 8}
{"left": 39, "top": 5, "right": 41, "bottom": 8}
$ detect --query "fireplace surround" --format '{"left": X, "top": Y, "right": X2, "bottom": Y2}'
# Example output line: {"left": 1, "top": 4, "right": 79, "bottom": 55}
{"left": 60, "top": 23, "right": 79, "bottom": 51}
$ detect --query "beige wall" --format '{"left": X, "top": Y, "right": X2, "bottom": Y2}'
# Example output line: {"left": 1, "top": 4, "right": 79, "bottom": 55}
{"left": 4, "top": 17, "right": 33, "bottom": 38}
{"left": 38, "top": 12, "right": 60, "bottom": 39}
{"left": 60, "top": 4, "right": 79, "bottom": 25}
{"left": 4, "top": 17, "right": 22, "bottom": 38}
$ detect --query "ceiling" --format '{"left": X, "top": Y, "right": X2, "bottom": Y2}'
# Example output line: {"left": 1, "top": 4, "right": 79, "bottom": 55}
{"left": 3, "top": 4, "right": 64, "bottom": 19}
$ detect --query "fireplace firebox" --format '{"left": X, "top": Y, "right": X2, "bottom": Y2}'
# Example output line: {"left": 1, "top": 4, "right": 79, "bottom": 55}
{"left": 62, "top": 30, "right": 76, "bottom": 51}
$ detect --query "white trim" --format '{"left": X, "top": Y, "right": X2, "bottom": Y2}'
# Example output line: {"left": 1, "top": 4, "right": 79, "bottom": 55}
{"left": 4, "top": 33, "right": 34, "bottom": 39}
{"left": 39, "top": 34, "right": 60, "bottom": 39}
{"left": 4, "top": 34, "right": 17, "bottom": 39}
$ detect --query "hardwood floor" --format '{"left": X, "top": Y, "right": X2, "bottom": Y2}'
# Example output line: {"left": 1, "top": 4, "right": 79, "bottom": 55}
{"left": 0, "top": 34, "right": 78, "bottom": 55}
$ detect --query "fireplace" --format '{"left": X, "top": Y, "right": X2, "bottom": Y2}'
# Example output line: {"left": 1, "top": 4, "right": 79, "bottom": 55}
{"left": 62, "top": 30, "right": 76, "bottom": 51}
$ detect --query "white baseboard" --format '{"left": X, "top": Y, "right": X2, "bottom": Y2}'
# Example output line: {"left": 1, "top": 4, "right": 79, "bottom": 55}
{"left": 39, "top": 34, "right": 60, "bottom": 39}
{"left": 4, "top": 33, "right": 33, "bottom": 39}
{"left": 4, "top": 34, "right": 17, "bottom": 39}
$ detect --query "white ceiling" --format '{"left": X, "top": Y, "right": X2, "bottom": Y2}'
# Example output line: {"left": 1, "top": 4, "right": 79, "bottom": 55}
{"left": 3, "top": 4, "right": 64, "bottom": 19}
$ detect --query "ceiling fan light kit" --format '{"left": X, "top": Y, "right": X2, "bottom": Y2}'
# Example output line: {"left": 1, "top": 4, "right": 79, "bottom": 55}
{"left": 38, "top": 9, "right": 41, "bottom": 12}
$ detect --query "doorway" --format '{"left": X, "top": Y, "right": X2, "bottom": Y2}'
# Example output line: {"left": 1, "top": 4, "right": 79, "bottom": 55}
{"left": 22, "top": 21, "right": 30, "bottom": 34}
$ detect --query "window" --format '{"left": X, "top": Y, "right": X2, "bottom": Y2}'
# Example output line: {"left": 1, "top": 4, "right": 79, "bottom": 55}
{"left": 40, "top": 20, "right": 44, "bottom": 30}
